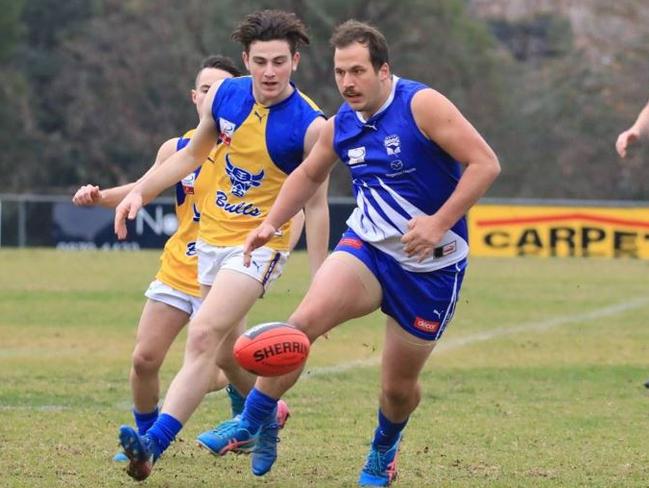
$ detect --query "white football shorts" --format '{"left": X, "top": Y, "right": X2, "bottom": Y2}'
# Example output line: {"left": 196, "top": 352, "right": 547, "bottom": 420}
{"left": 196, "top": 239, "right": 288, "bottom": 296}
{"left": 144, "top": 279, "right": 202, "bottom": 317}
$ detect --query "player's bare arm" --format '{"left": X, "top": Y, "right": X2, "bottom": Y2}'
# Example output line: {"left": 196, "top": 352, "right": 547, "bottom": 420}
{"left": 616, "top": 98, "right": 649, "bottom": 158}
{"left": 402, "top": 88, "right": 500, "bottom": 261}
{"left": 114, "top": 80, "right": 224, "bottom": 238}
{"left": 243, "top": 117, "right": 338, "bottom": 266}
{"left": 303, "top": 175, "right": 330, "bottom": 275}
{"left": 301, "top": 116, "right": 330, "bottom": 275}
{"left": 73, "top": 138, "right": 178, "bottom": 208}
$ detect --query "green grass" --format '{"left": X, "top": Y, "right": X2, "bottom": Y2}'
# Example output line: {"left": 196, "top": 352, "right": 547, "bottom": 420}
{"left": 1, "top": 250, "right": 649, "bottom": 487}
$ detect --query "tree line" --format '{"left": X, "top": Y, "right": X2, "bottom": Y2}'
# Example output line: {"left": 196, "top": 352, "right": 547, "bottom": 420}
{"left": 1, "top": 0, "right": 648, "bottom": 199}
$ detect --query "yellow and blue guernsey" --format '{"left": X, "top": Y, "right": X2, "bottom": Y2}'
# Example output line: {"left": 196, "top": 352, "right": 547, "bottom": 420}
{"left": 199, "top": 76, "right": 324, "bottom": 251}
{"left": 156, "top": 130, "right": 215, "bottom": 297}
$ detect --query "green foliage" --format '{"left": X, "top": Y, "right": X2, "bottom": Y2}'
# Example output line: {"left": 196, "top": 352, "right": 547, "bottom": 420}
{"left": 1, "top": 0, "right": 648, "bottom": 199}
{"left": 0, "top": 0, "right": 505, "bottom": 195}
{"left": 0, "top": 0, "right": 24, "bottom": 61}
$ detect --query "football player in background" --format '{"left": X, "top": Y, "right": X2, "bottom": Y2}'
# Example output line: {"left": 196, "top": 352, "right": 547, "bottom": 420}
{"left": 72, "top": 55, "right": 304, "bottom": 461}
{"left": 616, "top": 98, "right": 649, "bottom": 158}
{"left": 615, "top": 97, "right": 649, "bottom": 387}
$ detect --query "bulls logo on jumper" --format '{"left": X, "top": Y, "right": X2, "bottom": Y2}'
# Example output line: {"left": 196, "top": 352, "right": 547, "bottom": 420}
{"left": 225, "top": 154, "right": 265, "bottom": 198}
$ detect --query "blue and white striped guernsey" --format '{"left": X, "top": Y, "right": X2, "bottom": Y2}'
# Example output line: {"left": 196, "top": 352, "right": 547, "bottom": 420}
{"left": 333, "top": 76, "right": 469, "bottom": 272}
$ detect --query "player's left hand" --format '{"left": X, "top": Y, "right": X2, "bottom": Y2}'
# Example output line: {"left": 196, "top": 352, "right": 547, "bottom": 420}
{"left": 616, "top": 129, "right": 639, "bottom": 158}
{"left": 114, "top": 191, "right": 143, "bottom": 240}
{"left": 242, "top": 222, "right": 277, "bottom": 267}
{"left": 401, "top": 215, "right": 446, "bottom": 262}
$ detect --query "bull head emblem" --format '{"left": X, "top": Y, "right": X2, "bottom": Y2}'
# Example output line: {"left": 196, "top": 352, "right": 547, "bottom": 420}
{"left": 225, "top": 154, "right": 265, "bottom": 198}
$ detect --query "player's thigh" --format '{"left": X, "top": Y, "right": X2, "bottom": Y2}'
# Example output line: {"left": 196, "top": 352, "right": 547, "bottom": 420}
{"left": 191, "top": 269, "right": 263, "bottom": 336}
{"left": 200, "top": 283, "right": 211, "bottom": 300}
{"left": 291, "top": 251, "right": 382, "bottom": 340}
{"left": 135, "top": 298, "right": 190, "bottom": 359}
{"left": 381, "top": 317, "right": 436, "bottom": 388}
{"left": 288, "top": 210, "right": 305, "bottom": 252}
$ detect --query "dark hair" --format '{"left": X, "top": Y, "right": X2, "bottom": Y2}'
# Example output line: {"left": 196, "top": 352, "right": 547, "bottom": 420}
{"left": 197, "top": 54, "right": 242, "bottom": 82}
{"left": 231, "top": 10, "right": 309, "bottom": 54}
{"left": 330, "top": 20, "right": 389, "bottom": 70}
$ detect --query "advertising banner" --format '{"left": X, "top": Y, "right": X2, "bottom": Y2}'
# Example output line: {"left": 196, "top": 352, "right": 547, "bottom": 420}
{"left": 469, "top": 204, "right": 649, "bottom": 258}
{"left": 52, "top": 202, "right": 177, "bottom": 250}
{"left": 49, "top": 200, "right": 356, "bottom": 251}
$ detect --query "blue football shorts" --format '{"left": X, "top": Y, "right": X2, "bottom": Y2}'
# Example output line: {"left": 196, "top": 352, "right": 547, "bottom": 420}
{"left": 334, "top": 229, "right": 466, "bottom": 341}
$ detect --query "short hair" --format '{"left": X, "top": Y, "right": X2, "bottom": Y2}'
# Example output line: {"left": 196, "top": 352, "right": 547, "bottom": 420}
{"left": 231, "top": 10, "right": 309, "bottom": 55}
{"left": 197, "top": 55, "right": 242, "bottom": 84}
{"left": 330, "top": 20, "right": 389, "bottom": 71}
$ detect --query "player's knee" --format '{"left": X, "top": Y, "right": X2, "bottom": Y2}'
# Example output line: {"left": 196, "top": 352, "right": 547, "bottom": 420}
{"left": 288, "top": 306, "right": 327, "bottom": 342}
{"left": 382, "top": 382, "right": 418, "bottom": 408}
{"left": 186, "top": 323, "right": 219, "bottom": 357}
{"left": 131, "top": 349, "right": 163, "bottom": 376}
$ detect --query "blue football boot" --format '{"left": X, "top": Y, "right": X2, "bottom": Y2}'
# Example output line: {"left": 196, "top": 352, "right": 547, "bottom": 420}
{"left": 358, "top": 434, "right": 402, "bottom": 486}
{"left": 196, "top": 416, "right": 258, "bottom": 456}
{"left": 251, "top": 408, "right": 281, "bottom": 476}
{"left": 118, "top": 425, "right": 161, "bottom": 481}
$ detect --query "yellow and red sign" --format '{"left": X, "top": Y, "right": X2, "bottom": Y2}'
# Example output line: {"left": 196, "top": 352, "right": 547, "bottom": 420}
{"left": 468, "top": 204, "right": 649, "bottom": 258}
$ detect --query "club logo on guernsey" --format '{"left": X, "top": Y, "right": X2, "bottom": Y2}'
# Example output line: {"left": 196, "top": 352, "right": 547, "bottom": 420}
{"left": 225, "top": 154, "right": 265, "bottom": 197}
{"left": 181, "top": 172, "right": 196, "bottom": 194}
{"left": 384, "top": 134, "right": 401, "bottom": 155}
{"left": 348, "top": 147, "right": 366, "bottom": 165}
{"left": 216, "top": 154, "right": 264, "bottom": 217}
{"left": 219, "top": 118, "right": 236, "bottom": 145}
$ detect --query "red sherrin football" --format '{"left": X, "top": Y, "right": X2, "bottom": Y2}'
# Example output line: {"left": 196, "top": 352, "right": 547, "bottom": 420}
{"left": 234, "top": 322, "right": 310, "bottom": 377}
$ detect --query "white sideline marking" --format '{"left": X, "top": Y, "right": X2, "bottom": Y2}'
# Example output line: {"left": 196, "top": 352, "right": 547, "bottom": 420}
{"left": 2, "top": 296, "right": 648, "bottom": 411}
{"left": 304, "top": 296, "right": 649, "bottom": 377}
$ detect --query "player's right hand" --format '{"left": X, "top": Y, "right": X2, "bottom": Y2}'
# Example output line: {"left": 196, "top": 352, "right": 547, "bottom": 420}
{"left": 114, "top": 191, "right": 143, "bottom": 240}
{"left": 72, "top": 184, "right": 102, "bottom": 206}
{"left": 616, "top": 129, "right": 639, "bottom": 158}
{"left": 242, "top": 222, "right": 277, "bottom": 267}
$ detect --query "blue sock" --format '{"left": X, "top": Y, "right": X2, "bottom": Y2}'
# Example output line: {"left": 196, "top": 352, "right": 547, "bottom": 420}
{"left": 133, "top": 407, "right": 159, "bottom": 435}
{"left": 372, "top": 409, "right": 408, "bottom": 452}
{"left": 242, "top": 388, "right": 278, "bottom": 432}
{"left": 146, "top": 413, "right": 183, "bottom": 454}
{"left": 226, "top": 384, "right": 246, "bottom": 417}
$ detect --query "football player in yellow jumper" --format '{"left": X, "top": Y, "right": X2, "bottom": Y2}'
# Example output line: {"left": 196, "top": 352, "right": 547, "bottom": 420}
{"left": 114, "top": 11, "right": 330, "bottom": 481}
